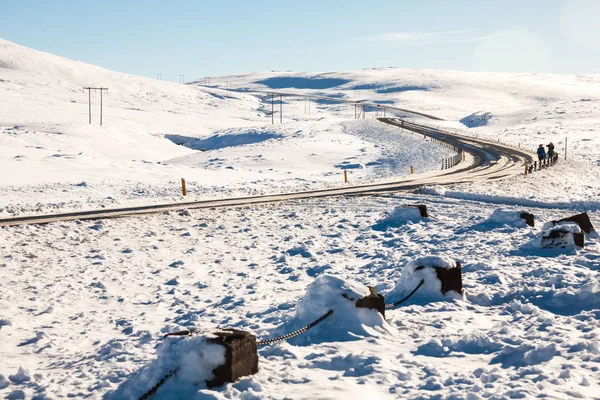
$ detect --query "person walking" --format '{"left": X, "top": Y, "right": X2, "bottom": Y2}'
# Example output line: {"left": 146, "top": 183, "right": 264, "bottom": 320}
{"left": 547, "top": 142, "right": 555, "bottom": 159}
{"left": 537, "top": 144, "right": 546, "bottom": 162}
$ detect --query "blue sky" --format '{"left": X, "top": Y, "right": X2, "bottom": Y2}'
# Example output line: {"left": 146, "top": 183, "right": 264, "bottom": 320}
{"left": 1, "top": 0, "right": 599, "bottom": 81}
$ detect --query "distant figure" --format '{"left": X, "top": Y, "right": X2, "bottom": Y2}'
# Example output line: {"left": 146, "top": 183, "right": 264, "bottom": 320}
{"left": 537, "top": 144, "right": 546, "bottom": 162}
{"left": 547, "top": 142, "right": 555, "bottom": 159}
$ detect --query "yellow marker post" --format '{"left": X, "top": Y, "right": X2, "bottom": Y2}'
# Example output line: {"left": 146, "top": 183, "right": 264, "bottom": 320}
{"left": 410, "top": 166, "right": 414, "bottom": 174}
{"left": 344, "top": 170, "right": 348, "bottom": 183}
{"left": 524, "top": 165, "right": 528, "bottom": 175}
{"left": 181, "top": 178, "right": 187, "bottom": 196}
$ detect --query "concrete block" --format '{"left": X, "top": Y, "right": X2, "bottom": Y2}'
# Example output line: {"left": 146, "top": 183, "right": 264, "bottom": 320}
{"left": 355, "top": 286, "right": 385, "bottom": 318}
{"left": 206, "top": 329, "right": 259, "bottom": 388}
{"left": 520, "top": 212, "right": 535, "bottom": 227}
{"left": 433, "top": 261, "right": 463, "bottom": 295}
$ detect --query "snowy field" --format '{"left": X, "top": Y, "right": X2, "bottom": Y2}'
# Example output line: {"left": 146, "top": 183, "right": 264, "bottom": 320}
{"left": 1, "top": 38, "right": 599, "bottom": 399}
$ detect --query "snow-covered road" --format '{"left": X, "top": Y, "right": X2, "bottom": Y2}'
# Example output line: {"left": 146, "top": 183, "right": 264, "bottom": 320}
{"left": 0, "top": 119, "right": 534, "bottom": 228}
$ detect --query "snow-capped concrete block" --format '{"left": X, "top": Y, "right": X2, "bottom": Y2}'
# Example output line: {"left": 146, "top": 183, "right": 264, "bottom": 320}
{"left": 552, "top": 212, "right": 596, "bottom": 237}
{"left": 390, "top": 256, "right": 464, "bottom": 302}
{"left": 372, "top": 206, "right": 426, "bottom": 230}
{"left": 519, "top": 212, "right": 535, "bottom": 227}
{"left": 289, "top": 275, "right": 391, "bottom": 344}
{"left": 541, "top": 223, "right": 584, "bottom": 249}
{"left": 408, "top": 204, "right": 429, "bottom": 218}
{"left": 206, "top": 329, "right": 259, "bottom": 388}
{"left": 355, "top": 286, "right": 385, "bottom": 318}
{"left": 433, "top": 262, "right": 463, "bottom": 295}
{"left": 486, "top": 209, "right": 530, "bottom": 228}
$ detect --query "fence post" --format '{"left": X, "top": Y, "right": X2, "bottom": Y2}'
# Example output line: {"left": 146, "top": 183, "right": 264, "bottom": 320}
{"left": 344, "top": 170, "right": 348, "bottom": 183}
{"left": 181, "top": 178, "right": 187, "bottom": 196}
{"left": 410, "top": 166, "right": 414, "bottom": 174}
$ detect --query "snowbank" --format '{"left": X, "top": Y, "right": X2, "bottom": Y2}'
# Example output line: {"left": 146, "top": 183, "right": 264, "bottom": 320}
{"left": 389, "top": 256, "right": 464, "bottom": 302}
{"left": 178, "top": 129, "right": 284, "bottom": 151}
{"left": 460, "top": 111, "right": 492, "bottom": 128}
{"left": 486, "top": 209, "right": 529, "bottom": 228}
{"left": 372, "top": 206, "right": 424, "bottom": 231}
{"left": 276, "top": 275, "right": 392, "bottom": 345}
{"left": 105, "top": 333, "right": 225, "bottom": 399}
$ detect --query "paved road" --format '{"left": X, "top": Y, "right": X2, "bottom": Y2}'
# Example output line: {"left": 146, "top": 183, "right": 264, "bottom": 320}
{"left": 240, "top": 89, "right": 444, "bottom": 120}
{"left": 0, "top": 119, "right": 533, "bottom": 227}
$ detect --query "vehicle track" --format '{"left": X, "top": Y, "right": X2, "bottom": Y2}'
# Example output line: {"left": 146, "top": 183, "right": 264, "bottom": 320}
{"left": 0, "top": 119, "right": 534, "bottom": 227}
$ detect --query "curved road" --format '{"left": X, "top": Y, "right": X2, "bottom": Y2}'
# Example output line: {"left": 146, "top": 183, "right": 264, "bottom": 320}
{"left": 0, "top": 119, "right": 534, "bottom": 227}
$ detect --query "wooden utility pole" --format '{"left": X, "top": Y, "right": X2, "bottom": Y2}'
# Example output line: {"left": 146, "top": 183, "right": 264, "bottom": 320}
{"left": 271, "top": 94, "right": 274, "bottom": 125}
{"left": 179, "top": 75, "right": 185, "bottom": 84}
{"left": 83, "top": 87, "right": 108, "bottom": 125}
{"left": 280, "top": 95, "right": 283, "bottom": 123}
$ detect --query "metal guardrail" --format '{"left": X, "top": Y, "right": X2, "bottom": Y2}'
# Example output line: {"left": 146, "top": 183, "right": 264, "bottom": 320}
{"left": 383, "top": 119, "right": 466, "bottom": 171}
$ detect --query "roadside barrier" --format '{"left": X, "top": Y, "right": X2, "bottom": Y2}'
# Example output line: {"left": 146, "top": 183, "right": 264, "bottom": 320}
{"left": 524, "top": 153, "right": 559, "bottom": 174}
{"left": 136, "top": 278, "right": 429, "bottom": 399}
{"left": 382, "top": 119, "right": 466, "bottom": 171}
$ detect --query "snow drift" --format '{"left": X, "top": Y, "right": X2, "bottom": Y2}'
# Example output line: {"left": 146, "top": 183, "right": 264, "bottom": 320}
{"left": 105, "top": 333, "right": 225, "bottom": 399}
{"left": 372, "top": 206, "right": 424, "bottom": 231}
{"left": 273, "top": 275, "right": 392, "bottom": 345}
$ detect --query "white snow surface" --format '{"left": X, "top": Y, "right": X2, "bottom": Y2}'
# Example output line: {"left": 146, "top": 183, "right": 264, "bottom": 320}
{"left": 486, "top": 208, "right": 529, "bottom": 228}
{"left": 105, "top": 333, "right": 225, "bottom": 400}
{"left": 0, "top": 38, "right": 599, "bottom": 399}
{"left": 372, "top": 206, "right": 424, "bottom": 231}
{"left": 284, "top": 274, "right": 391, "bottom": 345}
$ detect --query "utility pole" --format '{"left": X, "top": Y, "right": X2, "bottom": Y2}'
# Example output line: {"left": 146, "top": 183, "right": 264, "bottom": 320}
{"left": 271, "top": 94, "right": 274, "bottom": 125}
{"left": 565, "top": 137, "right": 568, "bottom": 160}
{"left": 179, "top": 75, "right": 185, "bottom": 84}
{"left": 156, "top": 74, "right": 162, "bottom": 80}
{"left": 280, "top": 95, "right": 283, "bottom": 123}
{"left": 83, "top": 87, "right": 108, "bottom": 126}
{"left": 86, "top": 88, "right": 91, "bottom": 124}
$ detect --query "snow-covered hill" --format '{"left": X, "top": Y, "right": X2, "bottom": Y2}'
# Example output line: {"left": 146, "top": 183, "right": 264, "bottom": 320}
{"left": 193, "top": 69, "right": 600, "bottom": 206}
{"left": 0, "top": 39, "right": 599, "bottom": 400}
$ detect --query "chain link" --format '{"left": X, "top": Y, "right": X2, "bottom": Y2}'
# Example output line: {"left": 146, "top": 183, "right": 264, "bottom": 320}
{"left": 137, "top": 366, "right": 179, "bottom": 400}
{"left": 257, "top": 309, "right": 334, "bottom": 346}
{"left": 137, "top": 281, "right": 423, "bottom": 399}
{"left": 385, "top": 279, "right": 425, "bottom": 309}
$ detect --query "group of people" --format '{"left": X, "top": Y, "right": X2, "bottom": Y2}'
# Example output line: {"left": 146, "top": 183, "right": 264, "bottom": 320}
{"left": 537, "top": 142, "right": 555, "bottom": 162}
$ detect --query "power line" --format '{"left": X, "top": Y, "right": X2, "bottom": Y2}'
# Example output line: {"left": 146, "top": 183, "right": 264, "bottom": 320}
{"left": 83, "top": 87, "right": 108, "bottom": 126}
